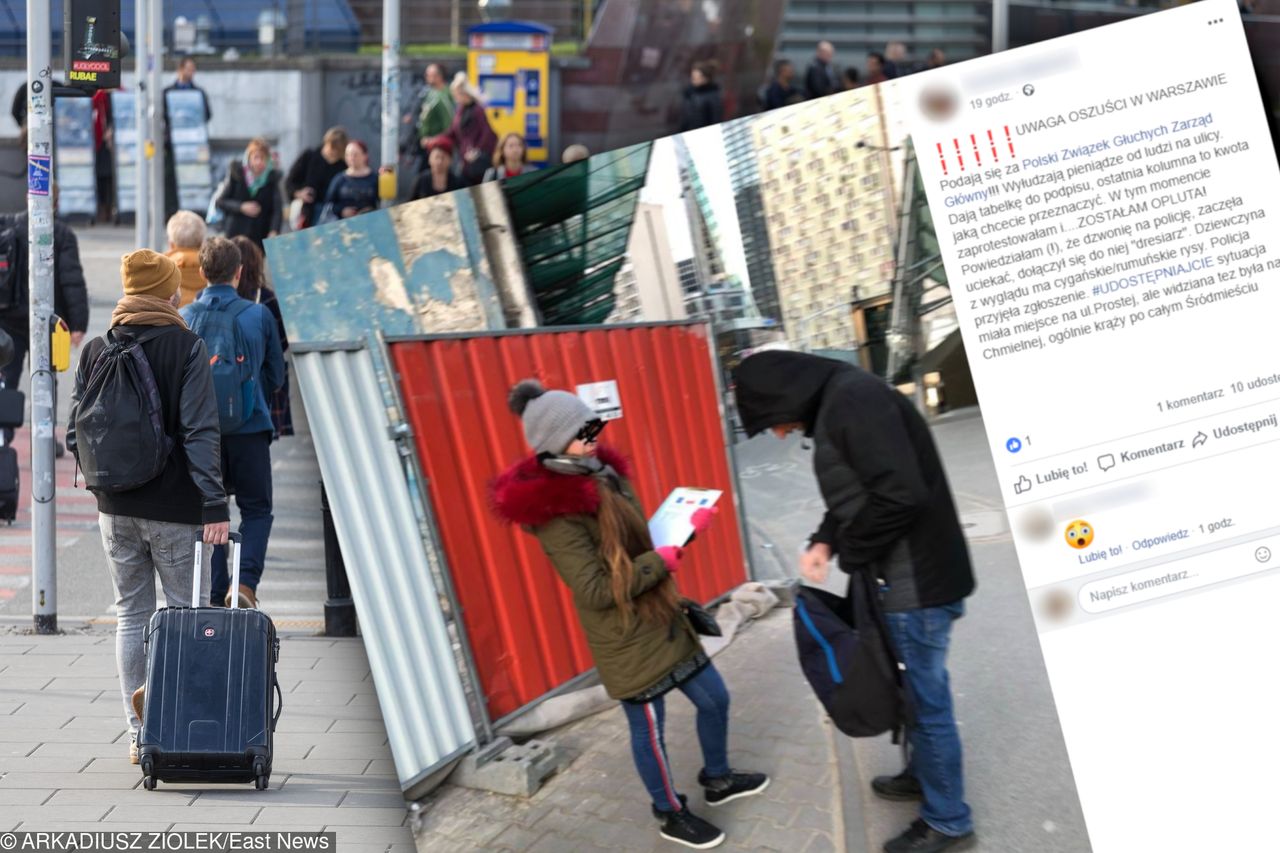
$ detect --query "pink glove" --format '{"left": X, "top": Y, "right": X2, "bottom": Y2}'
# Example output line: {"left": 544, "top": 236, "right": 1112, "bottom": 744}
{"left": 656, "top": 545, "right": 684, "bottom": 574}
{"left": 690, "top": 506, "right": 719, "bottom": 535}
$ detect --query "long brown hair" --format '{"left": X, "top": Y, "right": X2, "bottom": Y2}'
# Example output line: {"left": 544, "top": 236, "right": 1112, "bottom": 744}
{"left": 596, "top": 477, "right": 681, "bottom": 628}
{"left": 231, "top": 236, "right": 266, "bottom": 301}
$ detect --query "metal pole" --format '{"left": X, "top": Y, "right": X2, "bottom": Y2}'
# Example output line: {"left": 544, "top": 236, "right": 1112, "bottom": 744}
{"left": 451, "top": 0, "right": 461, "bottom": 48}
{"left": 26, "top": 0, "right": 57, "bottom": 634}
{"left": 380, "top": 0, "right": 400, "bottom": 204}
{"left": 134, "top": 0, "right": 150, "bottom": 249}
{"left": 147, "top": 0, "right": 165, "bottom": 249}
{"left": 320, "top": 482, "right": 357, "bottom": 636}
{"left": 992, "top": 0, "right": 1009, "bottom": 54}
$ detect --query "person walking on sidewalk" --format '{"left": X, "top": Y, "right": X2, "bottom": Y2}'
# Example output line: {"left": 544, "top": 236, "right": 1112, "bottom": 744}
{"left": 181, "top": 237, "right": 284, "bottom": 610}
{"left": 66, "top": 249, "right": 230, "bottom": 765}
{"left": 285, "top": 126, "right": 349, "bottom": 230}
{"left": 489, "top": 380, "right": 769, "bottom": 850}
{"left": 0, "top": 184, "right": 90, "bottom": 450}
{"left": 165, "top": 210, "right": 207, "bottom": 309}
{"left": 231, "top": 236, "right": 292, "bottom": 440}
{"left": 732, "top": 351, "right": 977, "bottom": 853}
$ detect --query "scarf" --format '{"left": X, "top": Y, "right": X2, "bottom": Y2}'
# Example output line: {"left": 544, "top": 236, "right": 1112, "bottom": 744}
{"left": 110, "top": 295, "right": 188, "bottom": 329}
{"left": 244, "top": 156, "right": 271, "bottom": 198}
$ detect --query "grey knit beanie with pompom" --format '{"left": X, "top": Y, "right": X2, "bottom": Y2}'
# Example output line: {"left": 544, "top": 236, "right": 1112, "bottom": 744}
{"left": 508, "top": 379, "right": 597, "bottom": 455}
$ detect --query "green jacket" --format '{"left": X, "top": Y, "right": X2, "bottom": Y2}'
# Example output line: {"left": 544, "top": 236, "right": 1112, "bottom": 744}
{"left": 418, "top": 87, "right": 456, "bottom": 141}
{"left": 490, "top": 449, "right": 700, "bottom": 700}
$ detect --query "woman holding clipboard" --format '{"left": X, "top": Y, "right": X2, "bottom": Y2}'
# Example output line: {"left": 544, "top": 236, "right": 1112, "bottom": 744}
{"left": 489, "top": 380, "right": 768, "bottom": 850}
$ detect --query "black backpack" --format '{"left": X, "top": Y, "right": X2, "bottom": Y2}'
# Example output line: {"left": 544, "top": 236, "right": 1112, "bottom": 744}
{"left": 73, "top": 327, "right": 176, "bottom": 493}
{"left": 794, "top": 571, "right": 913, "bottom": 743}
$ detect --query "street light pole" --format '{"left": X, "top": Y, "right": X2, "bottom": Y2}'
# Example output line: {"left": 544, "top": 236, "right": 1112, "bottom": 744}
{"left": 26, "top": 0, "right": 57, "bottom": 634}
{"left": 134, "top": 0, "right": 149, "bottom": 249}
{"left": 147, "top": 0, "right": 165, "bottom": 249}
{"left": 380, "top": 0, "right": 401, "bottom": 205}
{"left": 993, "top": 0, "right": 1009, "bottom": 54}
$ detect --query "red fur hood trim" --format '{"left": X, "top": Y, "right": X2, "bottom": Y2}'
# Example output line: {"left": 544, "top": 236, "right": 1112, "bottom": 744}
{"left": 488, "top": 445, "right": 633, "bottom": 528}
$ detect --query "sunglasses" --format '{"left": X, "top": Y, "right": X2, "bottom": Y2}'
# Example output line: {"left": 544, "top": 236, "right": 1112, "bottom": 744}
{"left": 576, "top": 419, "right": 606, "bottom": 444}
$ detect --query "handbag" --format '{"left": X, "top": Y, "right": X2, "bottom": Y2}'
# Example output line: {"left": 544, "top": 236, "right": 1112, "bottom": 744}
{"left": 682, "top": 599, "right": 722, "bottom": 637}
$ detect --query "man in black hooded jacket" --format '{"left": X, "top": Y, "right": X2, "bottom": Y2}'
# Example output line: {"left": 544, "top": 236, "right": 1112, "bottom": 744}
{"left": 733, "top": 351, "right": 975, "bottom": 853}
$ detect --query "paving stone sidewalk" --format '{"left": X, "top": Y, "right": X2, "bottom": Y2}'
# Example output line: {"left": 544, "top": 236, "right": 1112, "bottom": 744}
{"left": 414, "top": 608, "right": 847, "bottom": 853}
{"left": 0, "top": 624, "right": 414, "bottom": 853}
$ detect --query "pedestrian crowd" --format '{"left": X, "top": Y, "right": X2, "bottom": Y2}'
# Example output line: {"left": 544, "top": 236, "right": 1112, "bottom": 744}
{"left": 760, "top": 40, "right": 950, "bottom": 114}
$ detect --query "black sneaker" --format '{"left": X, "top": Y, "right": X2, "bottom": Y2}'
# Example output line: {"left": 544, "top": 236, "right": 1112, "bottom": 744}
{"left": 698, "top": 769, "right": 770, "bottom": 806}
{"left": 653, "top": 793, "right": 689, "bottom": 821}
{"left": 658, "top": 807, "right": 726, "bottom": 850}
{"left": 884, "top": 819, "right": 976, "bottom": 853}
{"left": 872, "top": 769, "right": 923, "bottom": 801}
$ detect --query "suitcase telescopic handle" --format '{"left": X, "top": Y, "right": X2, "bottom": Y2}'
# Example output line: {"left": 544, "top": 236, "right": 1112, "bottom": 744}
{"left": 192, "top": 532, "right": 243, "bottom": 607}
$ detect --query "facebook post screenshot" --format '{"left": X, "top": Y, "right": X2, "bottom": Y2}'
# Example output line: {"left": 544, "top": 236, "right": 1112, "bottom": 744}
{"left": 8, "top": 1, "right": 1280, "bottom": 852}
{"left": 900, "top": 0, "right": 1280, "bottom": 848}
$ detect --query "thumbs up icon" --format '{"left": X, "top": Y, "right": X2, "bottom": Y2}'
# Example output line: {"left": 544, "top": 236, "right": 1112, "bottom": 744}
{"left": 1014, "top": 475, "right": 1033, "bottom": 496}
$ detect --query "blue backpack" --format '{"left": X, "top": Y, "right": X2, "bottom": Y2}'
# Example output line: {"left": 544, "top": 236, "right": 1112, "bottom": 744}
{"left": 185, "top": 295, "right": 257, "bottom": 433}
{"left": 794, "top": 572, "right": 913, "bottom": 744}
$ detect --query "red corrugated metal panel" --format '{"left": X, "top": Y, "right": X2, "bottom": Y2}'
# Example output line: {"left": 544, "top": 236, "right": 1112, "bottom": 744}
{"left": 390, "top": 323, "right": 749, "bottom": 722}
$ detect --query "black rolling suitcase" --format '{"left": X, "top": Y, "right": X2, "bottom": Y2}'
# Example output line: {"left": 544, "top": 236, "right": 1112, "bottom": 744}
{"left": 138, "top": 533, "right": 283, "bottom": 790}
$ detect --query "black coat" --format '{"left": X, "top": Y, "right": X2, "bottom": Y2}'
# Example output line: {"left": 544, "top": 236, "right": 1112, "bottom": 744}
{"left": 733, "top": 351, "right": 975, "bottom": 612}
{"left": 285, "top": 147, "right": 347, "bottom": 229}
{"left": 0, "top": 214, "right": 89, "bottom": 334}
{"left": 679, "top": 83, "right": 724, "bottom": 132}
{"left": 805, "top": 60, "right": 837, "bottom": 100}
{"left": 215, "top": 161, "right": 284, "bottom": 247}
{"left": 412, "top": 170, "right": 465, "bottom": 201}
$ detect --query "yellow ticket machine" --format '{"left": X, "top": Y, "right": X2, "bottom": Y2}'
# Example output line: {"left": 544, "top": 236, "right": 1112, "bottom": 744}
{"left": 466, "top": 21, "right": 553, "bottom": 168}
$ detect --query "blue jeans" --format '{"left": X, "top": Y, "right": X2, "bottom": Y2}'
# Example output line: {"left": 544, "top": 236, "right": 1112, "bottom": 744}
{"left": 883, "top": 601, "right": 974, "bottom": 837}
{"left": 212, "top": 431, "right": 273, "bottom": 599}
{"left": 621, "top": 663, "right": 732, "bottom": 813}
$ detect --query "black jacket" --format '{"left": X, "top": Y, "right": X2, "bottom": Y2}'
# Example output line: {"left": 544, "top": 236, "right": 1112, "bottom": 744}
{"left": 0, "top": 214, "right": 89, "bottom": 334}
{"left": 805, "top": 59, "right": 837, "bottom": 100}
{"left": 679, "top": 83, "right": 724, "bottom": 132}
{"left": 412, "top": 170, "right": 465, "bottom": 201}
{"left": 67, "top": 325, "right": 228, "bottom": 526}
{"left": 285, "top": 147, "right": 347, "bottom": 229}
{"left": 215, "top": 160, "right": 284, "bottom": 247}
{"left": 733, "top": 352, "right": 975, "bottom": 612}
{"left": 765, "top": 81, "right": 802, "bottom": 111}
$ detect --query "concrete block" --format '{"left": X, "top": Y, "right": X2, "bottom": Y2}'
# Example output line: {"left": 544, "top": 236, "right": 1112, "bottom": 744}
{"left": 448, "top": 737, "right": 570, "bottom": 799}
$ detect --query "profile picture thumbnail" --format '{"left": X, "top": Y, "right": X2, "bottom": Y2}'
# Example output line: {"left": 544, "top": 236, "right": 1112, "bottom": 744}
{"left": 919, "top": 82, "right": 960, "bottom": 122}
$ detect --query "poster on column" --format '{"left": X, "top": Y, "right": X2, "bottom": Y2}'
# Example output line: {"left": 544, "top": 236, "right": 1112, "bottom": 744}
{"left": 165, "top": 88, "right": 213, "bottom": 213}
{"left": 54, "top": 97, "right": 96, "bottom": 216}
{"left": 110, "top": 90, "right": 136, "bottom": 215}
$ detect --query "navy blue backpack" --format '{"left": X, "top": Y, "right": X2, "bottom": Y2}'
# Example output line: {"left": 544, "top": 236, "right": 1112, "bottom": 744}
{"left": 794, "top": 571, "right": 913, "bottom": 743}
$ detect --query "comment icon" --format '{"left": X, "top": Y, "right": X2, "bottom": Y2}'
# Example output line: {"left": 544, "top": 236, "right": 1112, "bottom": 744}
{"left": 1098, "top": 453, "right": 1116, "bottom": 472}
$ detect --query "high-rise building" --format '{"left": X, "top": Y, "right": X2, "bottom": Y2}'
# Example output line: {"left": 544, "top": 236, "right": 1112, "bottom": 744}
{"left": 751, "top": 86, "right": 898, "bottom": 351}
{"left": 722, "top": 117, "right": 782, "bottom": 326}
{"left": 608, "top": 202, "right": 687, "bottom": 323}
{"left": 672, "top": 135, "right": 758, "bottom": 324}
{"left": 677, "top": 258, "right": 699, "bottom": 298}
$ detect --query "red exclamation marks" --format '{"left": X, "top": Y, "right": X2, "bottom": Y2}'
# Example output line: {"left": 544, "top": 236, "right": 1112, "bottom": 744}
{"left": 953, "top": 137, "right": 966, "bottom": 172}
{"left": 937, "top": 141, "right": 948, "bottom": 176}
{"left": 970, "top": 133, "right": 982, "bottom": 167}
{"left": 988, "top": 129, "right": 999, "bottom": 162}
{"left": 1004, "top": 125, "right": 1015, "bottom": 157}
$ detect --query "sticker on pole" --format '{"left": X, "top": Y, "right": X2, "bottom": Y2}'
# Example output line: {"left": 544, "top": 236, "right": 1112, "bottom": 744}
{"left": 28, "top": 155, "right": 52, "bottom": 196}
{"left": 576, "top": 380, "right": 623, "bottom": 422}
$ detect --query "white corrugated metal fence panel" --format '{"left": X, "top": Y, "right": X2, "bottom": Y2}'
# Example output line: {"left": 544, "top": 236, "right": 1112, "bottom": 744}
{"left": 294, "top": 349, "right": 475, "bottom": 788}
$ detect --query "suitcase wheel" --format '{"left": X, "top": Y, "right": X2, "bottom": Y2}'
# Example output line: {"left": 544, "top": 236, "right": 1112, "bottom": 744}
{"left": 143, "top": 774, "right": 157, "bottom": 790}
{"left": 254, "top": 757, "right": 269, "bottom": 790}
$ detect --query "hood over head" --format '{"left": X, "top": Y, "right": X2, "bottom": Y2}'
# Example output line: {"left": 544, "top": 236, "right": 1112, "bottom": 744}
{"left": 732, "top": 351, "right": 845, "bottom": 438}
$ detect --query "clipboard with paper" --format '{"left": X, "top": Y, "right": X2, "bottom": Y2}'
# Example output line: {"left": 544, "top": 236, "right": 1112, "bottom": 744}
{"left": 648, "top": 487, "right": 723, "bottom": 547}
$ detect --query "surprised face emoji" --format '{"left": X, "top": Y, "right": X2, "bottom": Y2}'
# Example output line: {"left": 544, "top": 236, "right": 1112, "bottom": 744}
{"left": 1065, "top": 520, "right": 1094, "bottom": 550}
